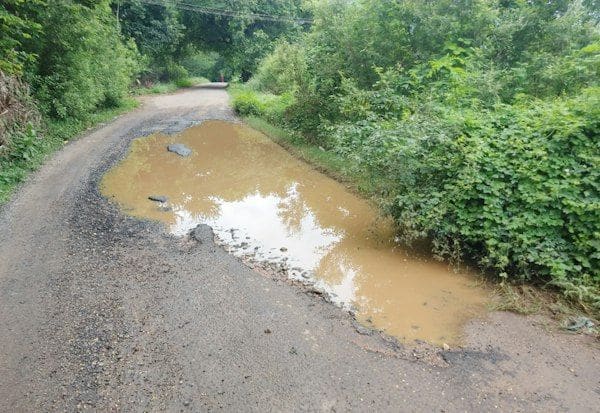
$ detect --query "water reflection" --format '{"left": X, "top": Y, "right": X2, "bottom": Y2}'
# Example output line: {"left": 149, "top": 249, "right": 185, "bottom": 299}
{"left": 101, "top": 120, "right": 488, "bottom": 345}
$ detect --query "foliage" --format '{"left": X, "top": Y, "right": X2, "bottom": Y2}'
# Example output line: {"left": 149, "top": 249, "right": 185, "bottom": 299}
{"left": 0, "top": 0, "right": 142, "bottom": 205}
{"left": 230, "top": 84, "right": 293, "bottom": 124}
{"left": 181, "top": 50, "right": 221, "bottom": 81}
{"left": 114, "top": 0, "right": 184, "bottom": 81}
{"left": 330, "top": 89, "right": 599, "bottom": 307}
{"left": 240, "top": 0, "right": 600, "bottom": 309}
{"left": 0, "top": 70, "right": 44, "bottom": 202}
{"left": 31, "top": 0, "right": 139, "bottom": 120}
{"left": 0, "top": 0, "right": 43, "bottom": 75}
{"left": 249, "top": 40, "right": 308, "bottom": 94}
{"left": 278, "top": 0, "right": 600, "bottom": 135}
{"left": 0, "top": 71, "right": 40, "bottom": 151}
{"left": 180, "top": 0, "right": 308, "bottom": 79}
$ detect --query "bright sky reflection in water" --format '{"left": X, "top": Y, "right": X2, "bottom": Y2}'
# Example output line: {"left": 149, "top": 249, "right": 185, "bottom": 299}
{"left": 101, "top": 120, "right": 489, "bottom": 345}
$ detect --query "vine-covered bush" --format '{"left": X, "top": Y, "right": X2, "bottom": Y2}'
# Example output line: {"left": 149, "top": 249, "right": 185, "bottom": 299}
{"left": 330, "top": 89, "right": 599, "bottom": 308}
{"left": 239, "top": 0, "right": 600, "bottom": 309}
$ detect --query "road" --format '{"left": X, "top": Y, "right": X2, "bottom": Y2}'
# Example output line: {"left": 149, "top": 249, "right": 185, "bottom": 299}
{"left": 0, "top": 85, "right": 598, "bottom": 411}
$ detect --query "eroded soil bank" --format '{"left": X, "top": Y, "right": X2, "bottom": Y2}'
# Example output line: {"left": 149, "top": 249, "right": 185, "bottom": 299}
{"left": 101, "top": 120, "right": 489, "bottom": 345}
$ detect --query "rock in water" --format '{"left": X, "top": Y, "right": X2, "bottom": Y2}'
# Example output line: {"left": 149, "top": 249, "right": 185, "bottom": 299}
{"left": 148, "top": 195, "right": 168, "bottom": 203}
{"left": 191, "top": 224, "right": 214, "bottom": 244}
{"left": 167, "top": 143, "right": 192, "bottom": 157}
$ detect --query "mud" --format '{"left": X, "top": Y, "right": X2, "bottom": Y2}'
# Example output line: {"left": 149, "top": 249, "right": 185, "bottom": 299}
{"left": 101, "top": 120, "right": 489, "bottom": 345}
{"left": 2, "top": 86, "right": 598, "bottom": 412}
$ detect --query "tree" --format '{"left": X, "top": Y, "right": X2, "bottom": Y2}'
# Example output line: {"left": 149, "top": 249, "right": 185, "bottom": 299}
{"left": 0, "top": 0, "right": 43, "bottom": 75}
{"left": 113, "top": 0, "right": 184, "bottom": 80}
{"left": 32, "top": 0, "right": 138, "bottom": 119}
{"left": 180, "top": 0, "right": 307, "bottom": 79}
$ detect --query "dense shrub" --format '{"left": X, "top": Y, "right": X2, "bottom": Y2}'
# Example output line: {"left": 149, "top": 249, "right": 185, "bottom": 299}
{"left": 32, "top": 1, "right": 138, "bottom": 120}
{"left": 249, "top": 41, "right": 308, "bottom": 94}
{"left": 278, "top": 0, "right": 599, "bottom": 136}
{"left": 231, "top": 88, "right": 264, "bottom": 116}
{"left": 330, "top": 89, "right": 599, "bottom": 307}
{"left": 241, "top": 0, "right": 600, "bottom": 307}
{"left": 231, "top": 85, "right": 294, "bottom": 124}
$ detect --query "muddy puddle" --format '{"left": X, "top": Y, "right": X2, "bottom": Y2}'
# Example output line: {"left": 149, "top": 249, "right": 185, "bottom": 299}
{"left": 101, "top": 120, "right": 489, "bottom": 346}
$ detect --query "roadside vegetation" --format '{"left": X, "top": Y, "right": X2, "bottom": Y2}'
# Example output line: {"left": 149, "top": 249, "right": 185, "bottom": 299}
{"left": 131, "top": 77, "right": 210, "bottom": 95}
{"left": 1, "top": 0, "right": 305, "bottom": 204}
{"left": 2, "top": 0, "right": 598, "bottom": 315}
{"left": 231, "top": 0, "right": 600, "bottom": 314}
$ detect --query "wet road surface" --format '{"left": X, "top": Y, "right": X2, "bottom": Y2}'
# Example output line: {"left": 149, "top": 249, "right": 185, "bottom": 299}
{"left": 0, "top": 85, "right": 598, "bottom": 411}
{"left": 101, "top": 120, "right": 488, "bottom": 346}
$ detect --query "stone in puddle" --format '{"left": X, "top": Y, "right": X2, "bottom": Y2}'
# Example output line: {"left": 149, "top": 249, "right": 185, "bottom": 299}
{"left": 190, "top": 224, "right": 214, "bottom": 244}
{"left": 167, "top": 143, "right": 192, "bottom": 157}
{"left": 148, "top": 195, "right": 168, "bottom": 203}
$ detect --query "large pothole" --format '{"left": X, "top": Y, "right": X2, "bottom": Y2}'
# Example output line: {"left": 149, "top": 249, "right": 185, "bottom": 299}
{"left": 101, "top": 120, "right": 489, "bottom": 345}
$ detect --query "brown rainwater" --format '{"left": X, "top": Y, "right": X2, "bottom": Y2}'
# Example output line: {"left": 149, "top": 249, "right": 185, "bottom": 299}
{"left": 101, "top": 120, "right": 489, "bottom": 345}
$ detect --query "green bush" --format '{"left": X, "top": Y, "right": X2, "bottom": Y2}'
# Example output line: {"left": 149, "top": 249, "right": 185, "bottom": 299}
{"left": 174, "top": 78, "right": 194, "bottom": 88}
{"left": 230, "top": 85, "right": 294, "bottom": 124}
{"left": 241, "top": 0, "right": 600, "bottom": 309}
{"left": 0, "top": 124, "right": 39, "bottom": 201}
{"left": 231, "top": 87, "right": 263, "bottom": 116}
{"left": 1, "top": 123, "right": 41, "bottom": 165}
{"left": 249, "top": 41, "right": 308, "bottom": 95}
{"left": 32, "top": 1, "right": 139, "bottom": 120}
{"left": 329, "top": 89, "right": 599, "bottom": 308}
{"left": 163, "top": 61, "right": 188, "bottom": 82}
